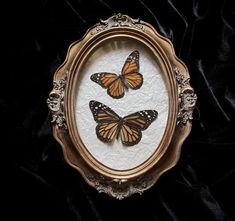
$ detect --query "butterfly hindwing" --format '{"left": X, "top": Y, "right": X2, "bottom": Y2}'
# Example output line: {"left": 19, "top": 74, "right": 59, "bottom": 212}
{"left": 107, "top": 77, "right": 125, "bottom": 99}
{"left": 96, "top": 122, "right": 119, "bottom": 143}
{"left": 124, "top": 73, "right": 143, "bottom": 89}
{"left": 120, "top": 124, "right": 142, "bottom": 146}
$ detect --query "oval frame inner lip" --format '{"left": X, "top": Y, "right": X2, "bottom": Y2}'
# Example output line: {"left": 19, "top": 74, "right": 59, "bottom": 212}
{"left": 65, "top": 28, "right": 178, "bottom": 179}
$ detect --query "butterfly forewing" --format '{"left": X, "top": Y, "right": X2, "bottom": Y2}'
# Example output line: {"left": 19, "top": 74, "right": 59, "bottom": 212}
{"left": 89, "top": 100, "right": 120, "bottom": 123}
{"left": 90, "top": 72, "right": 119, "bottom": 88}
{"left": 122, "top": 50, "right": 139, "bottom": 75}
{"left": 123, "top": 110, "right": 158, "bottom": 130}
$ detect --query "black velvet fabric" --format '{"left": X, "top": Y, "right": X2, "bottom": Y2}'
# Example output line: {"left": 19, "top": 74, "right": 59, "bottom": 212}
{"left": 4, "top": 0, "right": 235, "bottom": 220}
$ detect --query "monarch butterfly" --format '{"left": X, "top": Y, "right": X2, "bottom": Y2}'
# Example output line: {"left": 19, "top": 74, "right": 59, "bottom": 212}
{"left": 90, "top": 50, "right": 143, "bottom": 99}
{"left": 89, "top": 100, "right": 158, "bottom": 146}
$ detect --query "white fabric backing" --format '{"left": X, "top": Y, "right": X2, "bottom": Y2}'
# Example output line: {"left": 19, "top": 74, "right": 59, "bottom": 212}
{"left": 75, "top": 39, "right": 169, "bottom": 170}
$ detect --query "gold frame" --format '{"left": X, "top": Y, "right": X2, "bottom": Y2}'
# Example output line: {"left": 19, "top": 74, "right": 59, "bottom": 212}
{"left": 47, "top": 14, "right": 197, "bottom": 199}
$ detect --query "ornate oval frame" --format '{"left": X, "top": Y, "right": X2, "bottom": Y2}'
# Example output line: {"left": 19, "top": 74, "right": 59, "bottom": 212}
{"left": 47, "top": 14, "right": 197, "bottom": 199}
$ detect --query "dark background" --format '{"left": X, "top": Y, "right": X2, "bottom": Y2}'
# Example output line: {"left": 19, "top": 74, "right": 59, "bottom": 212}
{"left": 4, "top": 0, "right": 235, "bottom": 220}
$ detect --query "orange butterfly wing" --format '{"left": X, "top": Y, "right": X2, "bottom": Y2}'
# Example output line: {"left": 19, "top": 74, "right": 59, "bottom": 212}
{"left": 90, "top": 72, "right": 125, "bottom": 99}
{"left": 107, "top": 77, "right": 125, "bottom": 99}
{"left": 90, "top": 72, "right": 119, "bottom": 88}
{"left": 124, "top": 73, "right": 143, "bottom": 89}
{"left": 89, "top": 100, "right": 120, "bottom": 143}
{"left": 122, "top": 50, "right": 140, "bottom": 74}
{"left": 121, "top": 50, "right": 143, "bottom": 90}
{"left": 120, "top": 124, "right": 142, "bottom": 146}
{"left": 120, "top": 110, "right": 158, "bottom": 146}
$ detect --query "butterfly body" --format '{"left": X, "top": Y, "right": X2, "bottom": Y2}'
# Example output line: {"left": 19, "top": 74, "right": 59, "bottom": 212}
{"left": 118, "top": 74, "right": 128, "bottom": 89}
{"left": 90, "top": 50, "right": 143, "bottom": 99}
{"left": 89, "top": 100, "right": 158, "bottom": 146}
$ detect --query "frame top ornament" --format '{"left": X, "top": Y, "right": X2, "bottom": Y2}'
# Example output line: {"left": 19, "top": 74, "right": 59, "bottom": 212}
{"left": 90, "top": 13, "right": 145, "bottom": 35}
